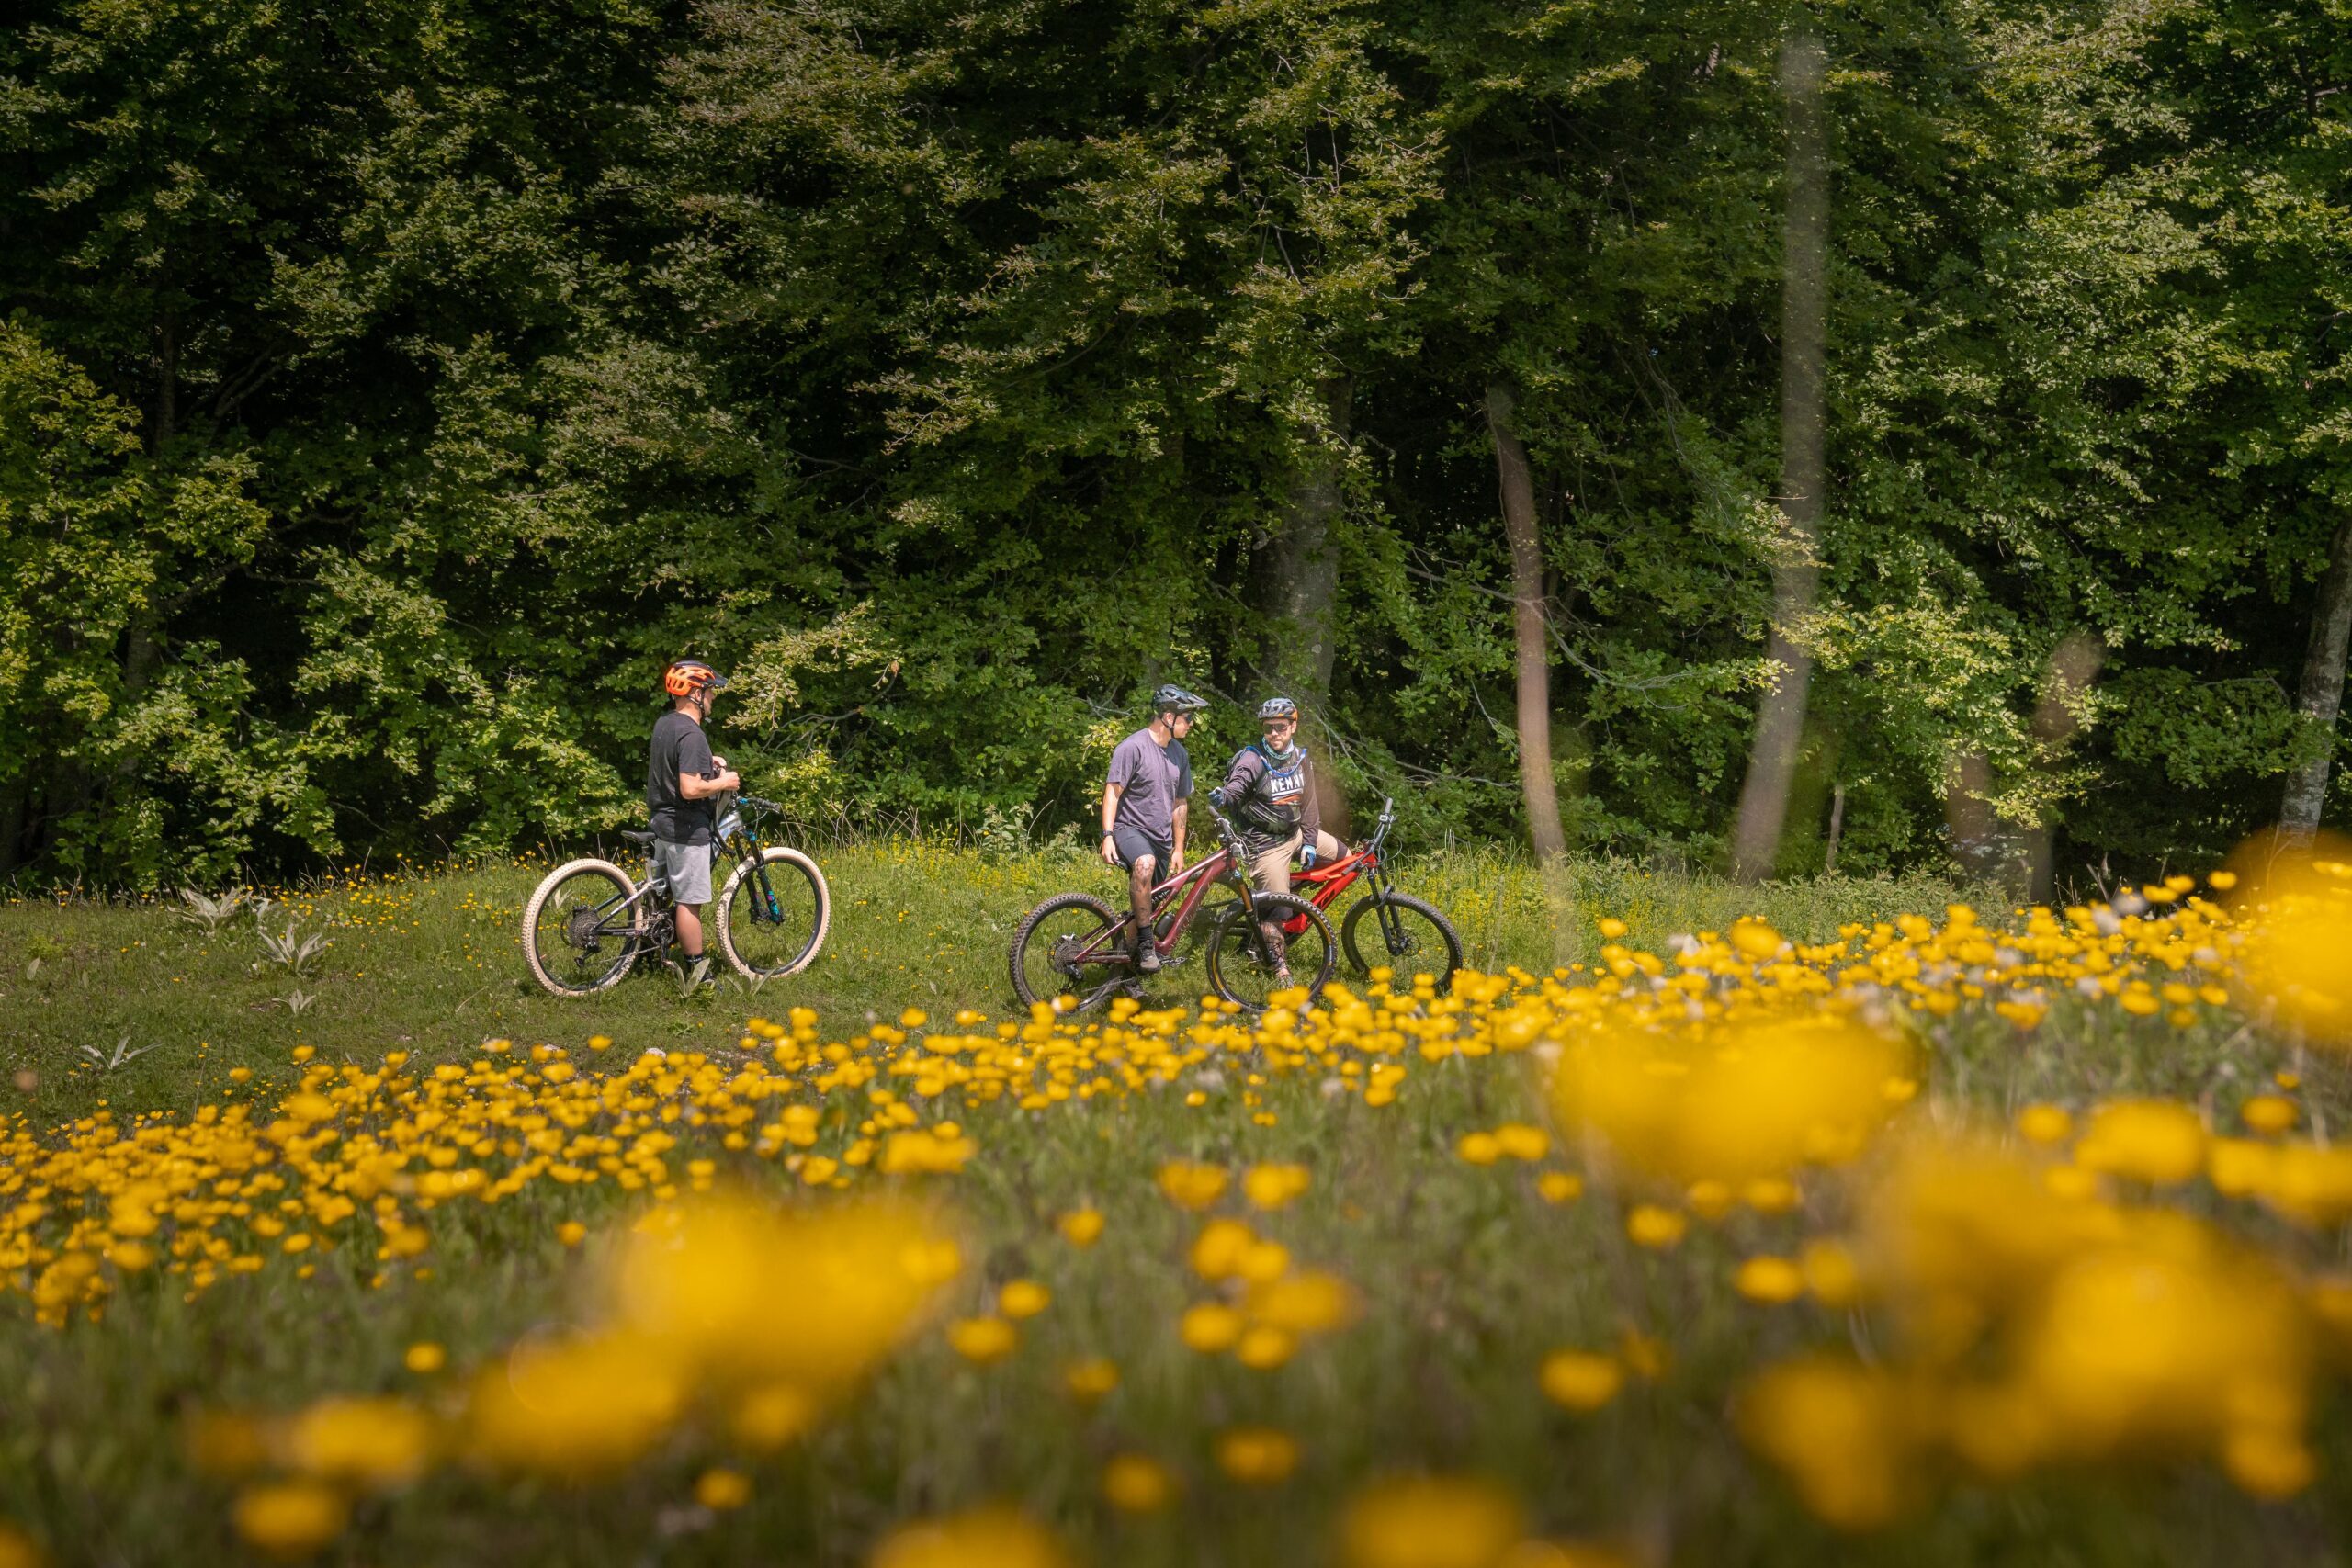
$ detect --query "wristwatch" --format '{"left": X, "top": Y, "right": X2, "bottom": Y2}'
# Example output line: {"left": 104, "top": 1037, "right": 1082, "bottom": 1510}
{"left": 1101, "top": 829, "right": 1116, "bottom": 840}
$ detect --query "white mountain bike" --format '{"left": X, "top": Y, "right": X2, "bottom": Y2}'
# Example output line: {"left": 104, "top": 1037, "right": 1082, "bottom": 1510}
{"left": 521, "top": 794, "right": 831, "bottom": 996}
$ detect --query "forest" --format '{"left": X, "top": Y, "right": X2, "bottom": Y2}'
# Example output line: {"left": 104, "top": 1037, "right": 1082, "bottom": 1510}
{"left": 3, "top": 0, "right": 2346, "bottom": 887}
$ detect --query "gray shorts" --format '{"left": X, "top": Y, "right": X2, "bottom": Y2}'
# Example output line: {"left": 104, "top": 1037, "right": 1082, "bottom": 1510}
{"left": 650, "top": 838, "right": 714, "bottom": 906}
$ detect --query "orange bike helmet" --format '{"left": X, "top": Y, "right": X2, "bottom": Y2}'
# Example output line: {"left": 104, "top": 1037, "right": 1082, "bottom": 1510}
{"left": 663, "top": 660, "right": 730, "bottom": 698}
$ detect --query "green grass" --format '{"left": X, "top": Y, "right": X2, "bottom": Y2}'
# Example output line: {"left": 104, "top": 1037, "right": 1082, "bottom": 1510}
{"left": 0, "top": 841, "right": 1970, "bottom": 1126}
{"left": 0, "top": 843, "right": 2342, "bottom": 1568}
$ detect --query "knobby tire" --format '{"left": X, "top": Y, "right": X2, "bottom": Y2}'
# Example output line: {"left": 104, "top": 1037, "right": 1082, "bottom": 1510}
{"left": 1340, "top": 892, "right": 1464, "bottom": 992}
{"left": 522, "top": 858, "right": 643, "bottom": 997}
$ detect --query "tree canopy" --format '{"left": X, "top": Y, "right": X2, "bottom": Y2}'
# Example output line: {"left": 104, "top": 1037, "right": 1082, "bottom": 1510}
{"left": 3, "top": 0, "right": 2346, "bottom": 885}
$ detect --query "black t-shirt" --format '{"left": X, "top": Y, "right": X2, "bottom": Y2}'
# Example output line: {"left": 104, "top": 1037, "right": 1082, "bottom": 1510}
{"left": 647, "top": 709, "right": 718, "bottom": 845}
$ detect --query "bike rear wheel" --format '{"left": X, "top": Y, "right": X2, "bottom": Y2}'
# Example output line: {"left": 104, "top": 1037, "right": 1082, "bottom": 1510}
{"left": 1207, "top": 892, "right": 1334, "bottom": 1010}
{"left": 523, "top": 859, "right": 643, "bottom": 997}
{"left": 1341, "top": 892, "right": 1464, "bottom": 992}
{"left": 1009, "top": 892, "right": 1128, "bottom": 1011}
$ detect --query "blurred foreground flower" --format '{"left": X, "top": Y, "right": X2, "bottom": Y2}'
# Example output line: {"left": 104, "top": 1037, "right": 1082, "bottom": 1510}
{"left": 1743, "top": 1134, "right": 2321, "bottom": 1527}
{"left": 1550, "top": 1011, "right": 1909, "bottom": 1185}
{"left": 870, "top": 1506, "right": 1071, "bottom": 1568}
{"left": 232, "top": 1481, "right": 347, "bottom": 1557}
{"left": 2232, "top": 834, "right": 2352, "bottom": 1043}
{"left": 213, "top": 1190, "right": 963, "bottom": 1549}
{"left": 1338, "top": 1473, "right": 1524, "bottom": 1568}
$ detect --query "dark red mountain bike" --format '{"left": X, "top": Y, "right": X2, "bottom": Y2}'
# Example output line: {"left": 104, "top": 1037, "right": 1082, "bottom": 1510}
{"left": 1286, "top": 796, "right": 1463, "bottom": 990}
{"left": 1008, "top": 807, "right": 1336, "bottom": 1013}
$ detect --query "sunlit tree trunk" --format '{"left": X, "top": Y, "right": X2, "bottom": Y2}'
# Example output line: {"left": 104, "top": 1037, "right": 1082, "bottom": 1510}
{"left": 1487, "top": 383, "right": 1575, "bottom": 959}
{"left": 2025, "top": 632, "right": 2103, "bottom": 900}
{"left": 2282, "top": 513, "right": 2352, "bottom": 843}
{"left": 1730, "top": 32, "right": 1829, "bottom": 884}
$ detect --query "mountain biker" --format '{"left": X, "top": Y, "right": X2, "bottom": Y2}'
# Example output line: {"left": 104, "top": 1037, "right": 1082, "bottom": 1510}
{"left": 1101, "top": 684, "right": 1206, "bottom": 974}
{"left": 650, "top": 659, "right": 741, "bottom": 990}
{"left": 1212, "top": 695, "right": 1343, "bottom": 987}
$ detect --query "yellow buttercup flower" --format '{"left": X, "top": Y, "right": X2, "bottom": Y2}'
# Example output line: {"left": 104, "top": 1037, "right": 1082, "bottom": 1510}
{"left": 278, "top": 1396, "right": 434, "bottom": 1488}
{"left": 731, "top": 1382, "right": 820, "bottom": 1450}
{"left": 947, "top": 1316, "right": 1017, "bottom": 1365}
{"left": 1063, "top": 1357, "right": 1119, "bottom": 1402}
{"left": 1737, "top": 1356, "right": 1917, "bottom": 1530}
{"left": 2075, "top": 1100, "right": 2207, "bottom": 1185}
{"left": 1215, "top": 1427, "right": 1299, "bottom": 1485}
{"left": 232, "top": 1480, "right": 348, "bottom": 1556}
{"left": 1624, "top": 1205, "right": 1687, "bottom": 1250}
{"left": 1242, "top": 1162, "right": 1311, "bottom": 1210}
{"left": 1337, "top": 1473, "right": 1524, "bottom": 1568}
{"left": 466, "top": 1332, "right": 686, "bottom": 1476}
{"left": 1734, "top": 1256, "right": 1804, "bottom": 1304}
{"left": 1180, "top": 1302, "right": 1245, "bottom": 1353}
{"left": 1157, "top": 1161, "right": 1228, "bottom": 1211}
{"left": 1538, "top": 1350, "right": 1623, "bottom": 1412}
{"left": 997, "top": 1279, "right": 1050, "bottom": 1319}
{"left": 1102, "top": 1452, "right": 1175, "bottom": 1512}
{"left": 869, "top": 1506, "right": 1072, "bottom": 1568}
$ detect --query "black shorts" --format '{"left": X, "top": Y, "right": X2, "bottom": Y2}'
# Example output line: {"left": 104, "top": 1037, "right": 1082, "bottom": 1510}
{"left": 1112, "top": 826, "right": 1172, "bottom": 872}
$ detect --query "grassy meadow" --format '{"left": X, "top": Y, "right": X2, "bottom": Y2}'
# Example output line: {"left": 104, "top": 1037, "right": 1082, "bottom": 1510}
{"left": 1, "top": 840, "right": 2348, "bottom": 1567}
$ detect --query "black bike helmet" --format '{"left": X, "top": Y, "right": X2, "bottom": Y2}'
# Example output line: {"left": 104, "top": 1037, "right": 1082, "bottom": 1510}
{"left": 1151, "top": 684, "right": 1209, "bottom": 716}
{"left": 1257, "top": 695, "right": 1298, "bottom": 721}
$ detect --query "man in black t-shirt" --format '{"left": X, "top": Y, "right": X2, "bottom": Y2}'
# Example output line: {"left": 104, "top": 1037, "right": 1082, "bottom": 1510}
{"left": 650, "top": 659, "right": 740, "bottom": 987}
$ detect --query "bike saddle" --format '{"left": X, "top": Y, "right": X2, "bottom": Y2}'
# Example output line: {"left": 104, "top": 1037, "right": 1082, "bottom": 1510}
{"left": 619, "top": 829, "right": 656, "bottom": 846}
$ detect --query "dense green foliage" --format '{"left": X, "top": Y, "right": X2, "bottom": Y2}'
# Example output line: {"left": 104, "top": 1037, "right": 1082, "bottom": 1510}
{"left": 2, "top": 0, "right": 2346, "bottom": 885}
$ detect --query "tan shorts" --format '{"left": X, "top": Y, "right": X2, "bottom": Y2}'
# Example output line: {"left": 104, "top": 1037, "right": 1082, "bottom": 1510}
{"left": 1250, "top": 830, "right": 1345, "bottom": 897}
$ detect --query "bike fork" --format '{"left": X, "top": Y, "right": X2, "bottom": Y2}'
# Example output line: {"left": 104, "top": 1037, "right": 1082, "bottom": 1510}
{"left": 1372, "top": 865, "right": 1408, "bottom": 954}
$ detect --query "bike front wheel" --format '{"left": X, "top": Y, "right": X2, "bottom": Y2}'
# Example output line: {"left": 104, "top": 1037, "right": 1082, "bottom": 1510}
{"left": 522, "top": 858, "right": 644, "bottom": 997}
{"left": 1009, "top": 892, "right": 1128, "bottom": 1011}
{"left": 1340, "top": 892, "right": 1464, "bottom": 992}
{"left": 716, "top": 847, "right": 831, "bottom": 979}
{"left": 1207, "top": 892, "right": 1334, "bottom": 1010}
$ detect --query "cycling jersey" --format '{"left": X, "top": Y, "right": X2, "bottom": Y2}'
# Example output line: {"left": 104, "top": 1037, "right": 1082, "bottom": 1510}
{"left": 1222, "top": 741, "right": 1319, "bottom": 856}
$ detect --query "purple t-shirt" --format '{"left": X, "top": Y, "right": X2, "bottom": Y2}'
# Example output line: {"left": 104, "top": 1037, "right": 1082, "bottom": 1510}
{"left": 1106, "top": 728, "right": 1193, "bottom": 844}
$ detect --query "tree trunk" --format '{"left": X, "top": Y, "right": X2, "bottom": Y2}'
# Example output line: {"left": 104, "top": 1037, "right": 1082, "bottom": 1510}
{"left": 153, "top": 310, "right": 178, "bottom": 455}
{"left": 2282, "top": 513, "right": 2352, "bottom": 843}
{"left": 1487, "top": 383, "right": 1577, "bottom": 964}
{"left": 1729, "top": 32, "right": 1830, "bottom": 885}
{"left": 1822, "top": 781, "right": 1846, "bottom": 875}
{"left": 0, "top": 779, "right": 24, "bottom": 874}
{"left": 1485, "top": 384, "right": 1568, "bottom": 864}
{"left": 1244, "top": 376, "right": 1352, "bottom": 704}
{"left": 1944, "top": 750, "right": 2001, "bottom": 884}
{"left": 2026, "top": 632, "right": 2104, "bottom": 900}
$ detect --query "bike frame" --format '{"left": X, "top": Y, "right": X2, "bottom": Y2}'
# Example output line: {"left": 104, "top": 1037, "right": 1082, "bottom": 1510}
{"left": 1064, "top": 819, "right": 1265, "bottom": 973}
{"left": 1284, "top": 798, "right": 1402, "bottom": 938}
{"left": 574, "top": 795, "right": 791, "bottom": 968}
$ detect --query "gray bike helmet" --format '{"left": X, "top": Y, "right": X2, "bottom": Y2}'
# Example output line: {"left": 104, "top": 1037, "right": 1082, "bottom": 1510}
{"left": 1257, "top": 695, "right": 1298, "bottom": 721}
{"left": 1151, "top": 684, "right": 1209, "bottom": 715}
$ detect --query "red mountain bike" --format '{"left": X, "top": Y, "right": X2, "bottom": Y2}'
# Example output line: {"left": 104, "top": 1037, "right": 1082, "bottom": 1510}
{"left": 1287, "top": 796, "right": 1463, "bottom": 989}
{"left": 1008, "top": 807, "right": 1336, "bottom": 1013}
